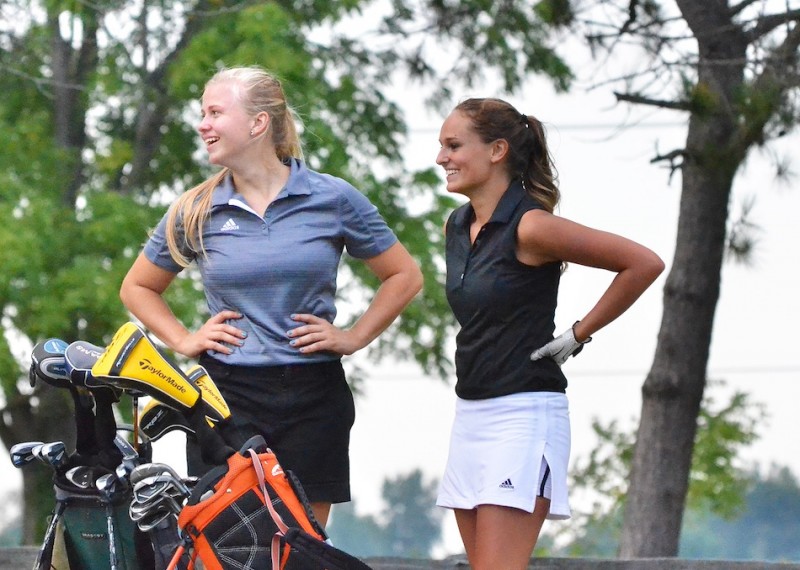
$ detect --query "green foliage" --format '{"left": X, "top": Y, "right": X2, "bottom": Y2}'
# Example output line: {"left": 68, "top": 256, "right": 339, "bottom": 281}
{"left": 725, "top": 197, "right": 760, "bottom": 265}
{"left": 569, "top": 416, "right": 635, "bottom": 510}
{"left": 688, "top": 82, "right": 721, "bottom": 117}
{"left": 1, "top": 0, "right": 572, "bottom": 543}
{"left": 327, "top": 469, "right": 443, "bottom": 557}
{"left": 0, "top": 332, "right": 18, "bottom": 396}
{"left": 680, "top": 466, "right": 800, "bottom": 562}
{"left": 381, "top": 470, "right": 443, "bottom": 557}
{"left": 688, "top": 381, "right": 766, "bottom": 518}
{"left": 556, "top": 506, "right": 623, "bottom": 558}
{"left": 734, "top": 80, "right": 794, "bottom": 145}
{"left": 322, "top": 502, "right": 388, "bottom": 557}
{"left": 534, "top": 0, "right": 575, "bottom": 28}
{"left": 381, "top": 0, "right": 574, "bottom": 110}
{"left": 560, "top": 380, "right": 765, "bottom": 554}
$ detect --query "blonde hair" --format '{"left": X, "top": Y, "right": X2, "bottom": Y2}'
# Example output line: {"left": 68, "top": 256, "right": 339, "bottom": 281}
{"left": 166, "top": 66, "right": 303, "bottom": 266}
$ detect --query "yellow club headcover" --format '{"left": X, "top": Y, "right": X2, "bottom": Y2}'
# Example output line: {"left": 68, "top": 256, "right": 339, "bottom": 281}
{"left": 187, "top": 364, "right": 231, "bottom": 423}
{"left": 92, "top": 322, "right": 200, "bottom": 411}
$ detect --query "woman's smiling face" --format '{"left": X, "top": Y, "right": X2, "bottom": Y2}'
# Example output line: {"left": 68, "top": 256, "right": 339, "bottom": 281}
{"left": 436, "top": 110, "right": 497, "bottom": 196}
{"left": 197, "top": 81, "right": 254, "bottom": 167}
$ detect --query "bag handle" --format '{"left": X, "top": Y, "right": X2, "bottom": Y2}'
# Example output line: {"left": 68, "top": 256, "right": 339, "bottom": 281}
{"left": 248, "top": 448, "right": 290, "bottom": 570}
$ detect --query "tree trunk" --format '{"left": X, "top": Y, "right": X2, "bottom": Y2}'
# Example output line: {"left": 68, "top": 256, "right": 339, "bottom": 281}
{"left": 8, "top": 5, "right": 101, "bottom": 544}
{"left": 48, "top": 7, "right": 98, "bottom": 207}
{"left": 619, "top": 1, "right": 750, "bottom": 555}
{"left": 1, "top": 387, "right": 76, "bottom": 544}
{"left": 619, "top": 150, "right": 735, "bottom": 556}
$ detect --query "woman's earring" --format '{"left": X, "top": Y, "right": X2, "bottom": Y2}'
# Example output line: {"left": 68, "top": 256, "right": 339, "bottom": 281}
{"left": 249, "top": 129, "right": 254, "bottom": 136}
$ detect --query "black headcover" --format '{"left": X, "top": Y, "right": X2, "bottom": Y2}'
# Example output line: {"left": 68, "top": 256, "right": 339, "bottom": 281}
{"left": 30, "top": 338, "right": 70, "bottom": 388}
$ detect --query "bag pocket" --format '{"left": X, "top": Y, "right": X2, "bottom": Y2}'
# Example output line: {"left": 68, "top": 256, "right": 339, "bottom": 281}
{"left": 197, "top": 489, "right": 280, "bottom": 569}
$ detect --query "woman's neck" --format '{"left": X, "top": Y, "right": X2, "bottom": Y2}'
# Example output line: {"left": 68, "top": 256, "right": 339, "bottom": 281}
{"left": 230, "top": 154, "right": 291, "bottom": 216}
{"left": 469, "top": 175, "right": 511, "bottom": 226}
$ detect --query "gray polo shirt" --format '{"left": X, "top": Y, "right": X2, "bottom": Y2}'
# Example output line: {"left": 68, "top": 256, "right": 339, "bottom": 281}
{"left": 143, "top": 158, "right": 397, "bottom": 366}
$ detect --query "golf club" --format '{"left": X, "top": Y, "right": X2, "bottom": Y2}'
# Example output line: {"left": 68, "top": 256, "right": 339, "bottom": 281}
{"left": 10, "top": 441, "right": 44, "bottom": 468}
{"left": 95, "top": 473, "right": 122, "bottom": 570}
{"left": 39, "top": 441, "right": 67, "bottom": 469}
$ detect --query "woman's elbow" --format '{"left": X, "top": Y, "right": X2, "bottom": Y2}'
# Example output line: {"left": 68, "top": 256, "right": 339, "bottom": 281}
{"left": 119, "top": 276, "right": 135, "bottom": 309}
{"left": 414, "top": 264, "right": 424, "bottom": 292}
{"left": 407, "top": 264, "right": 424, "bottom": 299}
{"left": 119, "top": 270, "right": 153, "bottom": 311}
{"left": 643, "top": 251, "right": 666, "bottom": 283}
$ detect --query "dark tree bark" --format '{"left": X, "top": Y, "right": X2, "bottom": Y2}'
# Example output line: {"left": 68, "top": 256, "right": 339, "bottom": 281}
{"left": 0, "top": 387, "right": 76, "bottom": 543}
{"left": 49, "top": 6, "right": 99, "bottom": 207}
{"left": 619, "top": 0, "right": 800, "bottom": 556}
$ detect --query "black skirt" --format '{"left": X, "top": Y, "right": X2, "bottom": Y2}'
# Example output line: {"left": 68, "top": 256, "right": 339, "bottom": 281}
{"left": 187, "top": 355, "right": 355, "bottom": 504}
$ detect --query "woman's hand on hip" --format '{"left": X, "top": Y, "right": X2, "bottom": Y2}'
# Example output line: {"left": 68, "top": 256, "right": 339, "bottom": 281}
{"left": 175, "top": 310, "right": 245, "bottom": 357}
{"left": 287, "top": 313, "right": 362, "bottom": 356}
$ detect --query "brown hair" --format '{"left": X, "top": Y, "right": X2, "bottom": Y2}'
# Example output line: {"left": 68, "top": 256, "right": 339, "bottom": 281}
{"left": 454, "top": 98, "right": 560, "bottom": 213}
{"left": 166, "top": 66, "right": 303, "bottom": 266}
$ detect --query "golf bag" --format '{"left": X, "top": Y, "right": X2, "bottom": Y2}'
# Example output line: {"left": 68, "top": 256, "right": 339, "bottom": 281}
{"left": 169, "top": 436, "right": 372, "bottom": 570}
{"left": 36, "top": 474, "right": 155, "bottom": 570}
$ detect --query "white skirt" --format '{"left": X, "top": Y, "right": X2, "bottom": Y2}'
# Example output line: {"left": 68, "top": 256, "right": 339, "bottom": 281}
{"left": 436, "top": 391, "right": 571, "bottom": 520}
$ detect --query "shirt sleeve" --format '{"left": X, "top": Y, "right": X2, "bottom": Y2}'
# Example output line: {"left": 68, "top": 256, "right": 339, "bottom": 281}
{"left": 141, "top": 208, "right": 191, "bottom": 273}
{"left": 337, "top": 183, "right": 398, "bottom": 259}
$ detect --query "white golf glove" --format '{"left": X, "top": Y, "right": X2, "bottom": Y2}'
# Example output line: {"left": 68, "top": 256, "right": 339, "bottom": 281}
{"left": 530, "top": 322, "right": 592, "bottom": 366}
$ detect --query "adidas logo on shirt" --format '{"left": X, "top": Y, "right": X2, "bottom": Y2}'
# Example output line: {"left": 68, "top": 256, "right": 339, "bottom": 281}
{"left": 499, "top": 478, "right": 514, "bottom": 490}
{"left": 220, "top": 218, "right": 239, "bottom": 231}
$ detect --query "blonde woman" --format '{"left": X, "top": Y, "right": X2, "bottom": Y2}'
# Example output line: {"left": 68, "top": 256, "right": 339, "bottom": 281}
{"left": 120, "top": 66, "right": 422, "bottom": 527}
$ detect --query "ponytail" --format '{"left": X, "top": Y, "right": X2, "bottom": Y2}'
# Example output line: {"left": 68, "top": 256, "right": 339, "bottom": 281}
{"left": 454, "top": 98, "right": 560, "bottom": 212}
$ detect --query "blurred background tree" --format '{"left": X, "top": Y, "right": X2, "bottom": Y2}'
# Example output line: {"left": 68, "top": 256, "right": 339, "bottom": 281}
{"left": 0, "top": 0, "right": 573, "bottom": 544}
{"left": 327, "top": 468, "right": 443, "bottom": 558}
{"left": 7, "top": 0, "right": 797, "bottom": 557}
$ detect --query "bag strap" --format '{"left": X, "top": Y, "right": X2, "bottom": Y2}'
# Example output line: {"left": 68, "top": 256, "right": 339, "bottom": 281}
{"left": 166, "top": 534, "right": 196, "bottom": 570}
{"left": 248, "top": 448, "right": 290, "bottom": 534}
{"left": 248, "top": 448, "right": 290, "bottom": 570}
{"left": 166, "top": 543, "right": 185, "bottom": 570}
{"left": 34, "top": 501, "right": 66, "bottom": 570}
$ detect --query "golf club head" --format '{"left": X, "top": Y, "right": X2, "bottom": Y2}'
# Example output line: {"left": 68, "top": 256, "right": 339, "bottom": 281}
{"left": 10, "top": 441, "right": 44, "bottom": 468}
{"left": 65, "top": 465, "right": 96, "bottom": 489}
{"left": 130, "top": 473, "right": 187, "bottom": 524}
{"left": 40, "top": 441, "right": 67, "bottom": 468}
{"left": 132, "top": 490, "right": 184, "bottom": 514}
{"left": 31, "top": 443, "right": 48, "bottom": 464}
{"left": 113, "top": 433, "right": 138, "bottom": 460}
{"left": 96, "top": 473, "right": 114, "bottom": 498}
{"left": 133, "top": 474, "right": 189, "bottom": 499}
{"left": 130, "top": 462, "right": 176, "bottom": 486}
{"left": 95, "top": 472, "right": 116, "bottom": 491}
{"left": 29, "top": 339, "right": 70, "bottom": 389}
{"left": 116, "top": 462, "right": 133, "bottom": 481}
{"left": 132, "top": 464, "right": 192, "bottom": 498}
{"left": 96, "top": 472, "right": 127, "bottom": 500}
{"left": 137, "top": 510, "right": 176, "bottom": 532}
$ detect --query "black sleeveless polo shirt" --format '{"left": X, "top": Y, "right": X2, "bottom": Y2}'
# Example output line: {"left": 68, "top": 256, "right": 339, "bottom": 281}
{"left": 445, "top": 181, "right": 567, "bottom": 399}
